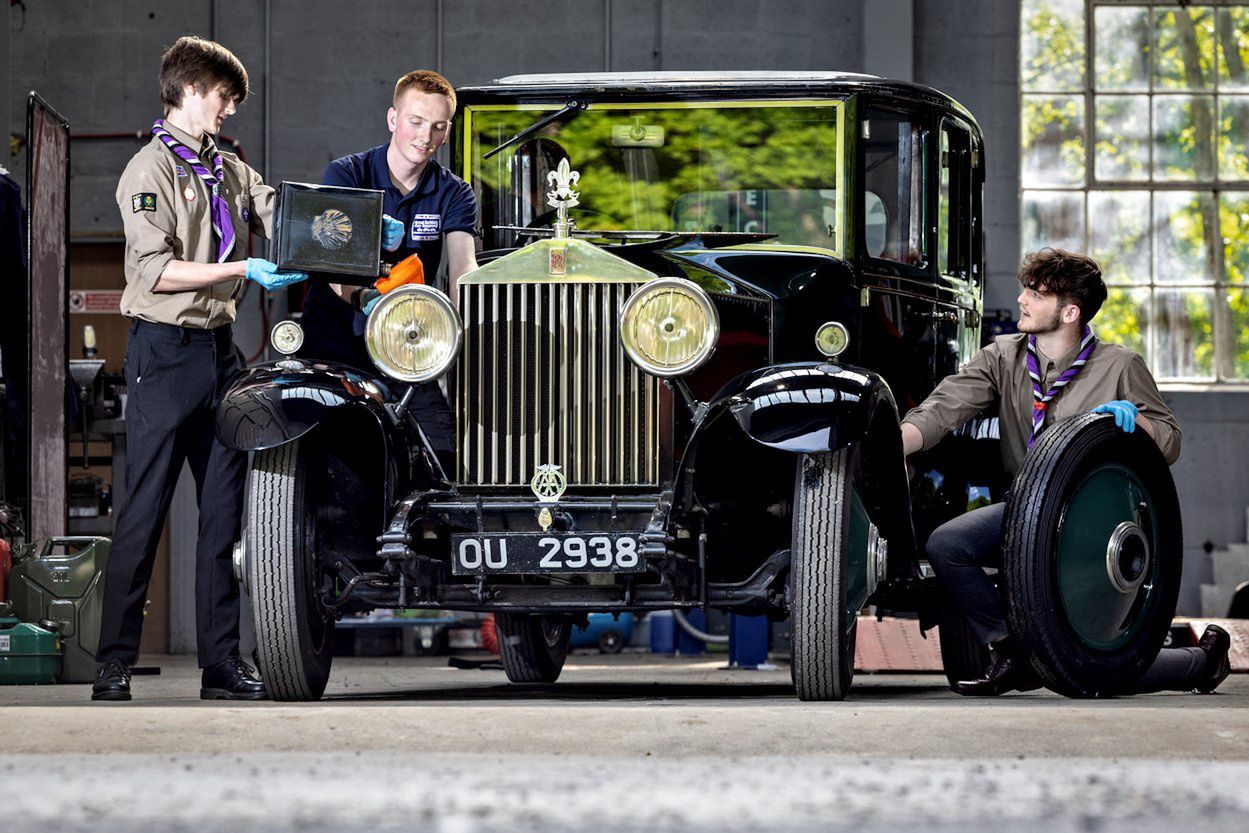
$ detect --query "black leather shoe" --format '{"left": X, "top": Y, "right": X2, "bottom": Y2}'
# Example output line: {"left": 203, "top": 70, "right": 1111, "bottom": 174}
{"left": 92, "top": 658, "right": 132, "bottom": 701}
{"left": 953, "top": 649, "right": 1043, "bottom": 697}
{"left": 1196, "top": 624, "right": 1232, "bottom": 694}
{"left": 200, "top": 656, "right": 268, "bottom": 701}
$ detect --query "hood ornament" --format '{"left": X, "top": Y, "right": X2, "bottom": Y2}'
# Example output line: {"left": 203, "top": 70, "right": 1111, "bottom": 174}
{"left": 547, "top": 157, "right": 580, "bottom": 240}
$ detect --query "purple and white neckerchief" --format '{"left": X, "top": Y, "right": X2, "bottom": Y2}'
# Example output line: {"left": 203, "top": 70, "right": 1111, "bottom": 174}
{"left": 1025, "top": 325, "right": 1098, "bottom": 448}
{"left": 150, "top": 119, "right": 235, "bottom": 263}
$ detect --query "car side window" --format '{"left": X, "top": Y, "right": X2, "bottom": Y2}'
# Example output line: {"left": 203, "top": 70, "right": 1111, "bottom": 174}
{"left": 863, "top": 108, "right": 927, "bottom": 267}
{"left": 938, "top": 121, "right": 974, "bottom": 280}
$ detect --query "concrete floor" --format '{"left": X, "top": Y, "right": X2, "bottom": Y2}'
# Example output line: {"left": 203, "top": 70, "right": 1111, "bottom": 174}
{"left": 2, "top": 653, "right": 1247, "bottom": 833}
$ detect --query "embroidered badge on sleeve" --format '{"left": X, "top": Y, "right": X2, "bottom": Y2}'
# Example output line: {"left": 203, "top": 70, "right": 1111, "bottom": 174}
{"left": 132, "top": 193, "right": 157, "bottom": 213}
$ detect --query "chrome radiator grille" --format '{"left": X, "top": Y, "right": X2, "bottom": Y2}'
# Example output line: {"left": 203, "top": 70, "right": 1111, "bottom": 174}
{"left": 456, "top": 280, "right": 660, "bottom": 487}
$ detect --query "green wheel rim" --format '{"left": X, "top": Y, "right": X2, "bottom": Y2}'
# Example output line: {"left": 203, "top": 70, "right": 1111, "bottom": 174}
{"left": 1056, "top": 463, "right": 1160, "bottom": 650}
{"left": 846, "top": 485, "right": 870, "bottom": 632}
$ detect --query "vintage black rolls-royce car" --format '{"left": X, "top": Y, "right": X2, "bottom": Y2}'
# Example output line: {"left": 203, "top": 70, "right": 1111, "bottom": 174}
{"left": 218, "top": 72, "right": 1181, "bottom": 701}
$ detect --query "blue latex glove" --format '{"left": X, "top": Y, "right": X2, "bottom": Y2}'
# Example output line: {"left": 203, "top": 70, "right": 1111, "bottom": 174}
{"left": 1092, "top": 400, "right": 1138, "bottom": 433}
{"left": 245, "top": 258, "right": 308, "bottom": 290}
{"left": 361, "top": 288, "right": 382, "bottom": 316}
{"left": 382, "top": 214, "right": 405, "bottom": 252}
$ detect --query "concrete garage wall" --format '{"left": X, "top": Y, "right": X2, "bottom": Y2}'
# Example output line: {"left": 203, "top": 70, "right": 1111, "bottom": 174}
{"left": 1167, "top": 392, "right": 1249, "bottom": 612}
{"left": 6, "top": 0, "right": 1247, "bottom": 647}
{"left": 914, "top": 0, "right": 1021, "bottom": 316}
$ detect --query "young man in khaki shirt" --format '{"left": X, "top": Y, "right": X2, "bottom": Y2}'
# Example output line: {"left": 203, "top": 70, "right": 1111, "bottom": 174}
{"left": 94, "top": 36, "right": 307, "bottom": 701}
{"left": 901, "top": 248, "right": 1229, "bottom": 696}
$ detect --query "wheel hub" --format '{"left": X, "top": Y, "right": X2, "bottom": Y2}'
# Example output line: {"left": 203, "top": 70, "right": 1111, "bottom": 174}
{"left": 1105, "top": 521, "right": 1151, "bottom": 593}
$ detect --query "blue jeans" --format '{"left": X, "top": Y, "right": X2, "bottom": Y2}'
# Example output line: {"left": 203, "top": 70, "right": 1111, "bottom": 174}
{"left": 926, "top": 503, "right": 1208, "bottom": 692}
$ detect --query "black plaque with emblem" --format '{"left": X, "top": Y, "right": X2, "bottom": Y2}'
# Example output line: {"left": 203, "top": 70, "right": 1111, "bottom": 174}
{"left": 270, "top": 182, "right": 384, "bottom": 283}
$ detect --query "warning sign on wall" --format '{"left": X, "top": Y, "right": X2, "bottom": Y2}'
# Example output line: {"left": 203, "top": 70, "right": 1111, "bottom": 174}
{"left": 69, "top": 290, "right": 123, "bottom": 314}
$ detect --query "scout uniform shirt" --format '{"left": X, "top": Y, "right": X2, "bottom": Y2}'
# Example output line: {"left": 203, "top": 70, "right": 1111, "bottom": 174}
{"left": 902, "top": 332, "right": 1182, "bottom": 478}
{"left": 116, "top": 120, "right": 274, "bottom": 328}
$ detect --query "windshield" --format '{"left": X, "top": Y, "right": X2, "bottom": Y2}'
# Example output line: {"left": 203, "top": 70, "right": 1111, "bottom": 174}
{"left": 464, "top": 100, "right": 843, "bottom": 252}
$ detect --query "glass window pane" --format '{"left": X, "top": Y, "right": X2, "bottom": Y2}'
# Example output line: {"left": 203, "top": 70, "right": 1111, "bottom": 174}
{"left": 863, "top": 110, "right": 927, "bottom": 266}
{"left": 1021, "top": 0, "right": 1086, "bottom": 90}
{"left": 1154, "top": 6, "right": 1217, "bottom": 91}
{"left": 1154, "top": 191, "right": 1217, "bottom": 283}
{"left": 1097, "top": 287, "right": 1150, "bottom": 362}
{"left": 1217, "top": 7, "right": 1249, "bottom": 91}
{"left": 1023, "top": 190, "right": 1085, "bottom": 254}
{"left": 1022, "top": 95, "right": 1086, "bottom": 186}
{"left": 1154, "top": 289, "right": 1215, "bottom": 379}
{"left": 1221, "top": 191, "right": 1249, "bottom": 284}
{"left": 1094, "top": 96, "right": 1149, "bottom": 181}
{"left": 939, "top": 129, "right": 950, "bottom": 274}
{"left": 1228, "top": 287, "right": 1249, "bottom": 379}
{"left": 1089, "top": 191, "right": 1151, "bottom": 284}
{"left": 1218, "top": 96, "right": 1249, "bottom": 179}
{"left": 1153, "top": 95, "right": 1216, "bottom": 180}
{"left": 469, "top": 103, "right": 841, "bottom": 250}
{"left": 1095, "top": 6, "right": 1150, "bottom": 91}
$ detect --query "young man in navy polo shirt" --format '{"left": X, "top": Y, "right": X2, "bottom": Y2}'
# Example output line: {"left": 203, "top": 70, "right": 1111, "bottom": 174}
{"left": 301, "top": 70, "right": 478, "bottom": 457}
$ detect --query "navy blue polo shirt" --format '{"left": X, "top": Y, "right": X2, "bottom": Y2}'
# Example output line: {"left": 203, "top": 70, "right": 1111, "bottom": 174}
{"left": 300, "top": 144, "right": 477, "bottom": 370}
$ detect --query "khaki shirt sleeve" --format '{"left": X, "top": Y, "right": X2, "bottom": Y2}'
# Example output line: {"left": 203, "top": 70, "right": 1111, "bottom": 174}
{"left": 902, "top": 341, "right": 1001, "bottom": 451}
{"left": 1119, "top": 352, "right": 1182, "bottom": 464}
{"left": 116, "top": 154, "right": 178, "bottom": 289}
{"left": 245, "top": 163, "right": 275, "bottom": 239}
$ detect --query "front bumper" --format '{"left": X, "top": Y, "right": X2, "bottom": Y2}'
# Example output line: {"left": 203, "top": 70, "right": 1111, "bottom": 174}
{"left": 359, "top": 489, "right": 786, "bottom": 615}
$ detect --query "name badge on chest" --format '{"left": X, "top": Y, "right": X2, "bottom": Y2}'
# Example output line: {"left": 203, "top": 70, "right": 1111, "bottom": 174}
{"left": 410, "top": 214, "right": 441, "bottom": 242}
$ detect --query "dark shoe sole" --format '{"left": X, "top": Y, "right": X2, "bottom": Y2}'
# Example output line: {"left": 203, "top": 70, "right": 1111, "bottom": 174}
{"left": 200, "top": 687, "right": 269, "bottom": 701}
{"left": 953, "top": 678, "right": 1043, "bottom": 697}
{"left": 91, "top": 690, "right": 132, "bottom": 702}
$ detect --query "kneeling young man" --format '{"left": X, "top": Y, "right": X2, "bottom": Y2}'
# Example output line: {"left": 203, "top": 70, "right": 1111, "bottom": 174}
{"left": 901, "top": 248, "right": 1230, "bottom": 696}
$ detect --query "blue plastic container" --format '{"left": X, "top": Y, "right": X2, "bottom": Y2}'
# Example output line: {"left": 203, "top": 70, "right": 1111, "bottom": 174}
{"left": 677, "top": 609, "right": 708, "bottom": 655}
{"left": 728, "top": 613, "right": 770, "bottom": 668}
{"left": 649, "top": 610, "right": 676, "bottom": 654}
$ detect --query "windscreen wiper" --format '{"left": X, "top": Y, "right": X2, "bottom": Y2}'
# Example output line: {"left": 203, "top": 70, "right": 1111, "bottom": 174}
{"left": 483, "top": 99, "right": 588, "bottom": 160}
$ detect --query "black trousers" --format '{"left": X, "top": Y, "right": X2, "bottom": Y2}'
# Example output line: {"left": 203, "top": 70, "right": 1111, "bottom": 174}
{"left": 926, "top": 502, "right": 1209, "bottom": 693}
{"left": 97, "top": 319, "right": 247, "bottom": 668}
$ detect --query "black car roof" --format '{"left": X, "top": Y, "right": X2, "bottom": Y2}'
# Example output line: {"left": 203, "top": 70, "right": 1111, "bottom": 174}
{"left": 457, "top": 71, "right": 980, "bottom": 133}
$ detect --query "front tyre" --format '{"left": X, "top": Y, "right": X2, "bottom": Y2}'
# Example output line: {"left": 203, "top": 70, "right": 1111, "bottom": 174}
{"left": 495, "top": 613, "right": 570, "bottom": 683}
{"left": 1003, "top": 414, "right": 1182, "bottom": 698}
{"left": 248, "top": 440, "right": 335, "bottom": 701}
{"left": 790, "top": 449, "right": 858, "bottom": 701}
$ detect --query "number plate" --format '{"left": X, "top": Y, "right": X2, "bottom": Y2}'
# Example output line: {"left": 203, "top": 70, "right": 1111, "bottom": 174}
{"left": 450, "top": 533, "right": 646, "bottom": 575}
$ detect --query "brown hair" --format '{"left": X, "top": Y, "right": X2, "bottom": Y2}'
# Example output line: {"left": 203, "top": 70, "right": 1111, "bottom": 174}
{"left": 393, "top": 70, "right": 456, "bottom": 112}
{"left": 160, "top": 36, "right": 248, "bottom": 113}
{"left": 1019, "top": 248, "right": 1108, "bottom": 325}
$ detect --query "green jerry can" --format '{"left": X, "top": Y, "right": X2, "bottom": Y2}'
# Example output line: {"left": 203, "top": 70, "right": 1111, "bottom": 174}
{"left": 0, "top": 613, "right": 62, "bottom": 685}
{"left": 7, "top": 537, "right": 110, "bottom": 683}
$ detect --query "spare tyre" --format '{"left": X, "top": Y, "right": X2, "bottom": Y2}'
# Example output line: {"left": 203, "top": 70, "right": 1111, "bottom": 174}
{"left": 1002, "top": 412, "right": 1182, "bottom": 698}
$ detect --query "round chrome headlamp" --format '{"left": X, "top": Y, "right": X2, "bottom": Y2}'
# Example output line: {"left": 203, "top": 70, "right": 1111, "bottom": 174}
{"left": 270, "top": 320, "right": 304, "bottom": 356}
{"left": 365, "top": 285, "right": 463, "bottom": 382}
{"left": 815, "top": 321, "right": 850, "bottom": 358}
{"left": 619, "top": 277, "right": 719, "bottom": 377}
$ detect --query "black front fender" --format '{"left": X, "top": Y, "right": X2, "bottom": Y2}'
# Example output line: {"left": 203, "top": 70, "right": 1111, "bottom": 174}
{"left": 714, "top": 361, "right": 895, "bottom": 454}
{"left": 215, "top": 360, "right": 401, "bottom": 452}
